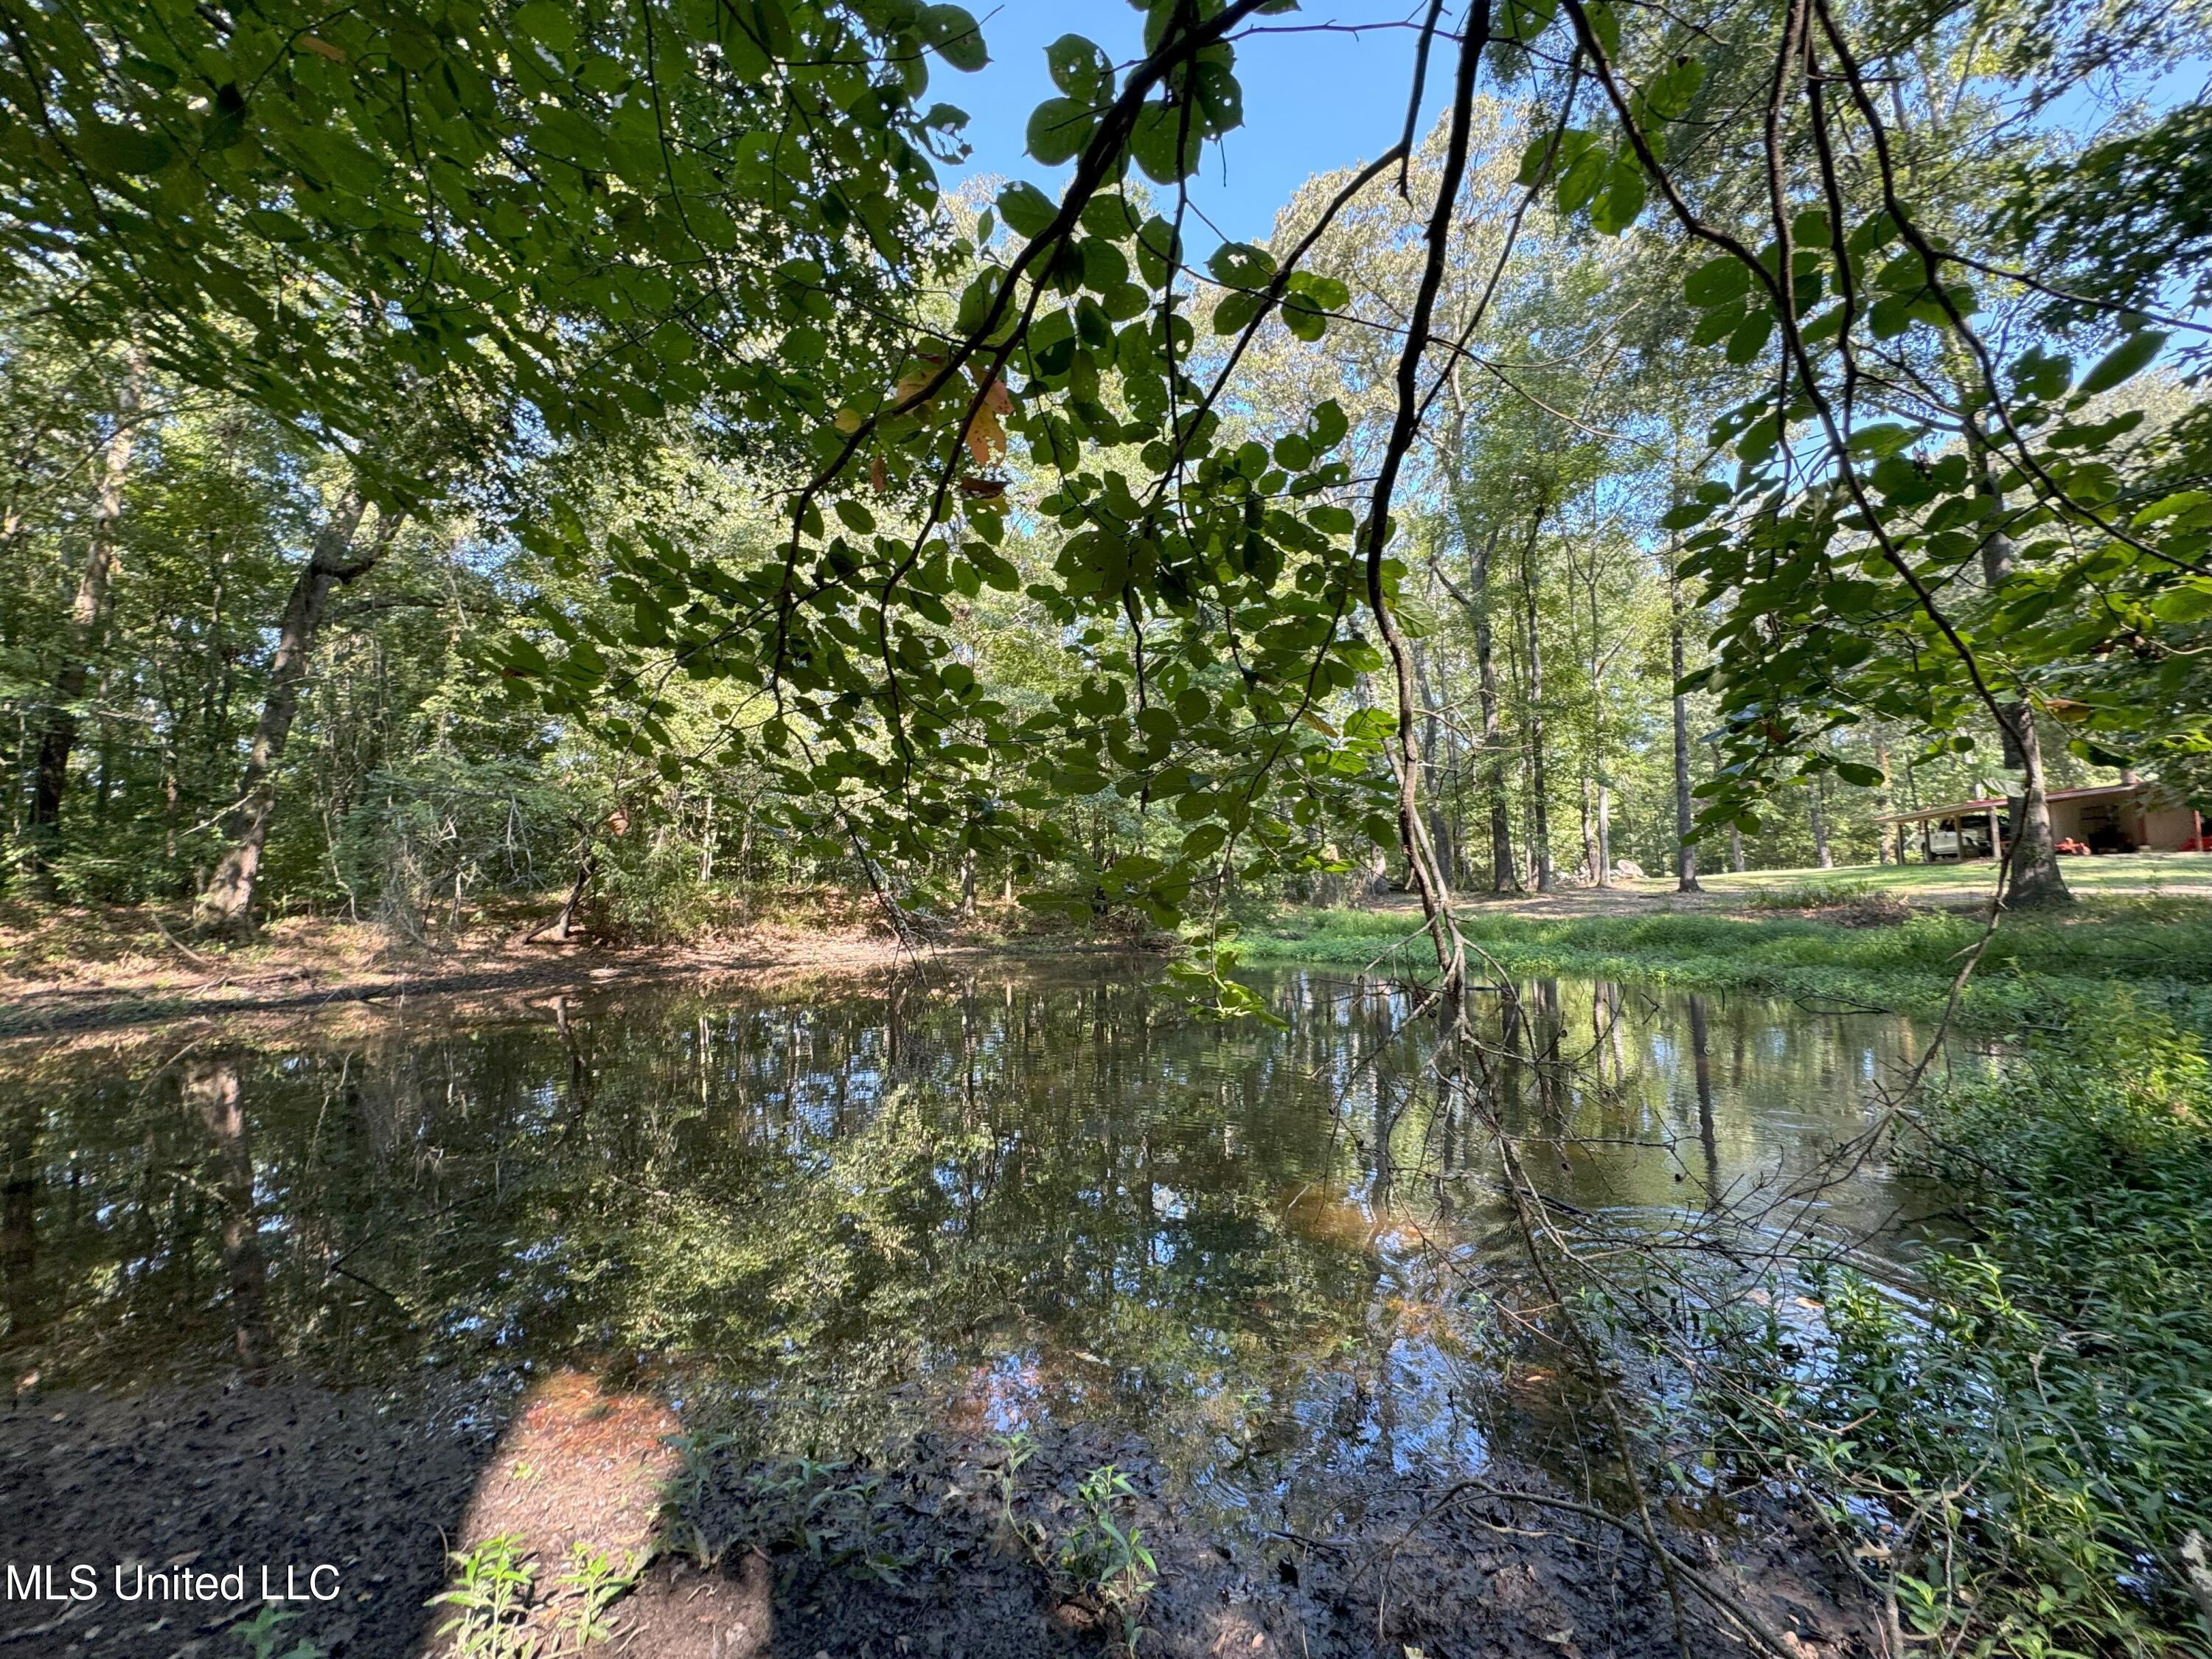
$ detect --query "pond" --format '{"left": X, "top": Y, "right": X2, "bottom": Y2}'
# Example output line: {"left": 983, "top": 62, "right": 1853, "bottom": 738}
{"left": 1, "top": 959, "right": 1946, "bottom": 1520}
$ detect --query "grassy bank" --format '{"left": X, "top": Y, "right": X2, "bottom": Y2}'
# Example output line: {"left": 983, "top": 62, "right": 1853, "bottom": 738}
{"left": 1253, "top": 891, "right": 2212, "bottom": 1652}
{"left": 1694, "top": 852, "right": 2212, "bottom": 904}
{"left": 1733, "top": 997, "right": 2212, "bottom": 1655}
{"left": 1242, "top": 895, "right": 2212, "bottom": 1026}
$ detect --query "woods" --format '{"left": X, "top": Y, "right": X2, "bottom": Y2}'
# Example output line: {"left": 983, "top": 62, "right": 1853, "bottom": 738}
{"left": 0, "top": 0, "right": 2200, "bottom": 948}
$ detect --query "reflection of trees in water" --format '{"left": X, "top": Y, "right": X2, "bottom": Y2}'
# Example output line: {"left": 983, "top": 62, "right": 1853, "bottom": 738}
{"left": 1689, "top": 993, "right": 1720, "bottom": 1203}
{"left": 0, "top": 967, "right": 1928, "bottom": 1481}
{"left": 1, "top": 1093, "right": 39, "bottom": 1342}
{"left": 184, "top": 1057, "right": 274, "bottom": 1382}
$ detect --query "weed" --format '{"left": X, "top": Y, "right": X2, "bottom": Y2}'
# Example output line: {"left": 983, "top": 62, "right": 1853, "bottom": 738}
{"left": 991, "top": 1426, "right": 1035, "bottom": 1535}
{"left": 1058, "top": 1464, "right": 1159, "bottom": 1657}
{"left": 1695, "top": 992, "right": 2212, "bottom": 1654}
{"left": 234, "top": 1604, "right": 322, "bottom": 1659}
{"left": 1739, "top": 877, "right": 1880, "bottom": 910}
{"left": 658, "top": 1429, "right": 739, "bottom": 1568}
{"left": 550, "top": 1544, "right": 635, "bottom": 1649}
{"left": 426, "top": 1534, "right": 540, "bottom": 1658}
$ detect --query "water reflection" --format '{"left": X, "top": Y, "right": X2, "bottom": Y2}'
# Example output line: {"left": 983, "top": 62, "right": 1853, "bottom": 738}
{"left": 0, "top": 963, "right": 1944, "bottom": 1510}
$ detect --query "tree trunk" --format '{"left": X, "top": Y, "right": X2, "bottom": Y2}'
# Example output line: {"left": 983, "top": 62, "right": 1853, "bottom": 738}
{"left": 1521, "top": 521, "right": 1554, "bottom": 891}
{"left": 1811, "top": 773, "right": 1833, "bottom": 869}
{"left": 1413, "top": 640, "right": 1456, "bottom": 888}
{"left": 1729, "top": 824, "right": 1745, "bottom": 872}
{"left": 1470, "top": 537, "right": 1520, "bottom": 894}
{"left": 1872, "top": 734, "right": 1894, "bottom": 863}
{"left": 28, "top": 350, "right": 142, "bottom": 873}
{"left": 1583, "top": 557, "right": 1608, "bottom": 888}
{"left": 1670, "top": 573, "right": 1701, "bottom": 891}
{"left": 1965, "top": 417, "right": 2069, "bottom": 906}
{"left": 526, "top": 835, "right": 598, "bottom": 944}
{"left": 195, "top": 493, "right": 383, "bottom": 936}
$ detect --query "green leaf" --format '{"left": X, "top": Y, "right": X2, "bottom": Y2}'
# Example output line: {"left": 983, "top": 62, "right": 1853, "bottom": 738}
{"left": 1079, "top": 193, "right": 1138, "bottom": 240}
{"left": 1590, "top": 156, "right": 1645, "bottom": 234}
{"left": 119, "top": 54, "right": 179, "bottom": 91}
{"left": 1129, "top": 102, "right": 1202, "bottom": 183}
{"left": 1684, "top": 255, "right": 1750, "bottom": 307}
{"left": 2075, "top": 330, "right": 2167, "bottom": 397}
{"left": 1500, "top": 0, "right": 1560, "bottom": 42}
{"left": 1206, "top": 242, "right": 1276, "bottom": 288}
{"left": 1287, "top": 271, "right": 1349, "bottom": 310}
{"left": 1044, "top": 33, "right": 1112, "bottom": 101}
{"left": 1517, "top": 128, "right": 1590, "bottom": 187}
{"left": 1646, "top": 56, "right": 1705, "bottom": 120}
{"left": 2149, "top": 583, "right": 2212, "bottom": 623}
{"left": 77, "top": 122, "right": 173, "bottom": 176}
{"left": 1281, "top": 296, "right": 1326, "bottom": 340}
{"left": 1790, "top": 208, "right": 1832, "bottom": 248}
{"left": 996, "top": 182, "right": 1057, "bottom": 240}
{"left": 1583, "top": 0, "right": 1622, "bottom": 60}
{"left": 1724, "top": 310, "right": 1773, "bottom": 365}
{"left": 1133, "top": 215, "right": 1180, "bottom": 286}
{"left": 512, "top": 0, "right": 577, "bottom": 52}
{"left": 922, "top": 4, "right": 990, "bottom": 71}
{"left": 1556, "top": 145, "right": 1607, "bottom": 213}
{"left": 835, "top": 499, "right": 875, "bottom": 534}
{"left": 1213, "top": 290, "right": 1265, "bottom": 336}
{"left": 1026, "top": 97, "right": 1096, "bottom": 166}
{"left": 1181, "top": 821, "right": 1228, "bottom": 858}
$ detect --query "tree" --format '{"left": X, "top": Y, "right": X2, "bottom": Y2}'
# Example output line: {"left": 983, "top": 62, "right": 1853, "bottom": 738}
{"left": 25, "top": 344, "right": 138, "bottom": 876}
{"left": 193, "top": 492, "right": 391, "bottom": 935}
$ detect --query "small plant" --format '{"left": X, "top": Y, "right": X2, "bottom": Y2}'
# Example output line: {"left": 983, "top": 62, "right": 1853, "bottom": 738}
{"left": 427, "top": 1534, "right": 540, "bottom": 1658}
{"left": 991, "top": 1426, "right": 1036, "bottom": 1535}
{"left": 658, "top": 1429, "right": 739, "bottom": 1568}
{"left": 234, "top": 1604, "right": 323, "bottom": 1659}
{"left": 1058, "top": 1464, "right": 1159, "bottom": 1657}
{"left": 551, "top": 1544, "right": 636, "bottom": 1649}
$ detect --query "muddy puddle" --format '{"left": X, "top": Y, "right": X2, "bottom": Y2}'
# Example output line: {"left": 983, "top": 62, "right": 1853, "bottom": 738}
{"left": 0, "top": 962, "right": 1956, "bottom": 1656}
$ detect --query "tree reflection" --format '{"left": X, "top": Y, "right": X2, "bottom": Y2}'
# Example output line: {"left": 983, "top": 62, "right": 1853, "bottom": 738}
{"left": 0, "top": 964, "right": 1933, "bottom": 1489}
{"left": 184, "top": 1057, "right": 274, "bottom": 1382}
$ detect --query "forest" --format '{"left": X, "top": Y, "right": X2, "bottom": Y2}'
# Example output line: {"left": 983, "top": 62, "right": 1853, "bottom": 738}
{"left": 0, "top": 0, "right": 2208, "bottom": 1656}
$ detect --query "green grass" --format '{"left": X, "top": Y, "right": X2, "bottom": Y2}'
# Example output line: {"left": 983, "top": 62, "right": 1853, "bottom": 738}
{"left": 1242, "top": 897, "right": 2212, "bottom": 1029}
{"left": 1696, "top": 851, "right": 2212, "bottom": 903}
{"left": 1714, "top": 995, "right": 2212, "bottom": 1654}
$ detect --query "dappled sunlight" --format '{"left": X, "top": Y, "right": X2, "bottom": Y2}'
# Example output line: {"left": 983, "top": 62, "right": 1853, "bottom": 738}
{"left": 419, "top": 1368, "right": 679, "bottom": 1655}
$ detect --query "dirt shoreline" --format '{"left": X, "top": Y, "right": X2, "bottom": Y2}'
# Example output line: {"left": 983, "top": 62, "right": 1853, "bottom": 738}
{"left": 0, "top": 1366, "right": 1874, "bottom": 1658}
{"left": 0, "top": 903, "right": 1046, "bottom": 1043}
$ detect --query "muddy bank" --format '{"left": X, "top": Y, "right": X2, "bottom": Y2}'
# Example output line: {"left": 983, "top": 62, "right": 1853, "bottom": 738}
{"left": 0, "top": 905, "right": 933, "bottom": 1041}
{"left": 1, "top": 1369, "right": 1872, "bottom": 1658}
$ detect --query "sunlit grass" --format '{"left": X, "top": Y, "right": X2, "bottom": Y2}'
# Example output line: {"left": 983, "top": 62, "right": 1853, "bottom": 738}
{"left": 1245, "top": 893, "right": 2212, "bottom": 1029}
{"left": 1696, "top": 850, "right": 2212, "bottom": 901}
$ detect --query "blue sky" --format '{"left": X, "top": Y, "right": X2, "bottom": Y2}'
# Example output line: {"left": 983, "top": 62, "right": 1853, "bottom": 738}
{"left": 939, "top": 1, "right": 1447, "bottom": 249}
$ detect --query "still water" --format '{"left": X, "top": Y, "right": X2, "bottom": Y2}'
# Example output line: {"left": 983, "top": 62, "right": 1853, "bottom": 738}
{"left": 0, "top": 961, "right": 1945, "bottom": 1509}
